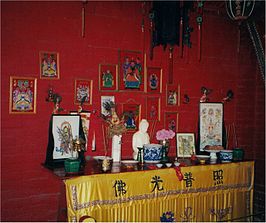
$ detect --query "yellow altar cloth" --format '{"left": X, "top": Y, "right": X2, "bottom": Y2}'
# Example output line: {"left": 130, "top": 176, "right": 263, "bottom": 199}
{"left": 65, "top": 161, "right": 254, "bottom": 222}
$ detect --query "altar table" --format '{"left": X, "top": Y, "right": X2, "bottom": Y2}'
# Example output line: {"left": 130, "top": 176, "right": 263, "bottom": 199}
{"left": 64, "top": 161, "right": 254, "bottom": 222}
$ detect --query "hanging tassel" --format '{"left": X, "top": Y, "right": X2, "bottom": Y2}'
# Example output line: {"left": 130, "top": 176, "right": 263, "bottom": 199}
{"left": 168, "top": 47, "right": 174, "bottom": 84}
{"left": 179, "top": 17, "right": 184, "bottom": 58}
{"left": 196, "top": 0, "right": 204, "bottom": 61}
{"left": 149, "top": 11, "right": 154, "bottom": 60}
{"left": 81, "top": 1, "right": 88, "bottom": 38}
{"left": 198, "top": 24, "right": 201, "bottom": 61}
{"left": 179, "top": 0, "right": 184, "bottom": 58}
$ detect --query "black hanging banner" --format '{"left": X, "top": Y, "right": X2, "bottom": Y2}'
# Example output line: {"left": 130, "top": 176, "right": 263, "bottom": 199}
{"left": 152, "top": 1, "right": 180, "bottom": 48}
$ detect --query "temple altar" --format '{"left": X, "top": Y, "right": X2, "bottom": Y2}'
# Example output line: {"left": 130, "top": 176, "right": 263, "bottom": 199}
{"left": 64, "top": 160, "right": 254, "bottom": 222}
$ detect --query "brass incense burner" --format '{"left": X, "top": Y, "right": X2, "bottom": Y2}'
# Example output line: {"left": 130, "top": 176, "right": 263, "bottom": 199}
{"left": 72, "top": 136, "right": 86, "bottom": 152}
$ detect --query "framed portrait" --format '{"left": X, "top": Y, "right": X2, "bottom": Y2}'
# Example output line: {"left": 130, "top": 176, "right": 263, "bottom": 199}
{"left": 39, "top": 51, "right": 59, "bottom": 79}
{"left": 198, "top": 102, "right": 224, "bottom": 152}
{"left": 146, "top": 96, "right": 161, "bottom": 121}
{"left": 101, "top": 96, "right": 115, "bottom": 116}
{"left": 166, "top": 84, "right": 180, "bottom": 106}
{"left": 44, "top": 114, "right": 85, "bottom": 168}
{"left": 176, "top": 133, "right": 196, "bottom": 157}
{"left": 145, "top": 67, "right": 162, "bottom": 93}
{"left": 74, "top": 79, "right": 93, "bottom": 105}
{"left": 9, "top": 76, "right": 37, "bottom": 114}
{"left": 99, "top": 64, "right": 118, "bottom": 91}
{"left": 164, "top": 112, "right": 178, "bottom": 132}
{"left": 122, "top": 100, "right": 141, "bottom": 131}
{"left": 119, "top": 49, "right": 145, "bottom": 92}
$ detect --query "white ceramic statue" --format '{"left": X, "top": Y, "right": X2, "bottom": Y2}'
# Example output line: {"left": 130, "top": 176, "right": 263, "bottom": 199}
{"left": 132, "top": 119, "right": 150, "bottom": 160}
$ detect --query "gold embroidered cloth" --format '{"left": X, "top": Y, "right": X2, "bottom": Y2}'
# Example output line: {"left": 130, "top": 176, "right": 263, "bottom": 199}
{"left": 65, "top": 161, "right": 254, "bottom": 222}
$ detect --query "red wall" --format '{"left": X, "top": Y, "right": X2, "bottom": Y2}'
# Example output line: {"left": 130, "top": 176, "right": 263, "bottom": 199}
{"left": 1, "top": 1, "right": 264, "bottom": 221}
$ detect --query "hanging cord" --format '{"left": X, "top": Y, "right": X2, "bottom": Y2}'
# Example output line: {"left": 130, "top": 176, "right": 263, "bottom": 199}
{"left": 246, "top": 20, "right": 265, "bottom": 82}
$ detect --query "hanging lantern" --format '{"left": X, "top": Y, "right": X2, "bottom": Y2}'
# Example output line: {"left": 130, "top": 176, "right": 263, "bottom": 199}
{"left": 225, "top": 0, "right": 255, "bottom": 22}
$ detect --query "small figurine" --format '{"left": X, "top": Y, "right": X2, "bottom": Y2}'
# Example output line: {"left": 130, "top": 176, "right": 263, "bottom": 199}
{"left": 222, "top": 90, "right": 234, "bottom": 103}
{"left": 52, "top": 94, "right": 63, "bottom": 114}
{"left": 200, "top": 86, "right": 211, "bottom": 102}
{"left": 183, "top": 94, "right": 190, "bottom": 104}
{"left": 46, "top": 86, "right": 54, "bottom": 102}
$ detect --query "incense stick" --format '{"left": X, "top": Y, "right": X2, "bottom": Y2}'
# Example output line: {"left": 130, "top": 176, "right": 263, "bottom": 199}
{"left": 102, "top": 124, "right": 107, "bottom": 156}
{"left": 232, "top": 123, "right": 238, "bottom": 148}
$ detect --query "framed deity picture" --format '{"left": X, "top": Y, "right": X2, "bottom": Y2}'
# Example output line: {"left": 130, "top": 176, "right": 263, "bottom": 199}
{"left": 145, "top": 67, "right": 162, "bottom": 93}
{"left": 146, "top": 96, "right": 161, "bottom": 121}
{"left": 198, "top": 102, "right": 224, "bottom": 152}
{"left": 176, "top": 133, "right": 196, "bottom": 157}
{"left": 44, "top": 114, "right": 85, "bottom": 168}
{"left": 39, "top": 51, "right": 59, "bottom": 79}
{"left": 9, "top": 76, "right": 37, "bottom": 114}
{"left": 166, "top": 84, "right": 180, "bottom": 106}
{"left": 74, "top": 79, "right": 93, "bottom": 105}
{"left": 99, "top": 64, "right": 118, "bottom": 91}
{"left": 119, "top": 50, "right": 145, "bottom": 92}
{"left": 164, "top": 112, "right": 178, "bottom": 132}
{"left": 122, "top": 100, "right": 141, "bottom": 131}
{"left": 101, "top": 96, "right": 115, "bottom": 116}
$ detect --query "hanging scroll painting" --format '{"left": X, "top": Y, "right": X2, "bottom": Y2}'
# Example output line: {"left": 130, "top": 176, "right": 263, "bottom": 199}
{"left": 199, "top": 102, "right": 224, "bottom": 152}
{"left": 9, "top": 76, "right": 37, "bottom": 114}
{"left": 119, "top": 50, "right": 145, "bottom": 92}
{"left": 146, "top": 96, "right": 161, "bottom": 121}
{"left": 122, "top": 101, "right": 141, "bottom": 132}
{"left": 74, "top": 79, "right": 93, "bottom": 105}
{"left": 99, "top": 64, "right": 118, "bottom": 91}
{"left": 145, "top": 67, "right": 162, "bottom": 93}
{"left": 39, "top": 51, "right": 59, "bottom": 79}
{"left": 166, "top": 84, "right": 180, "bottom": 106}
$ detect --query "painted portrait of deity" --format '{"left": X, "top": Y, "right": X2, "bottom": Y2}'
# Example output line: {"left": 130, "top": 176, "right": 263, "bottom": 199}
{"left": 119, "top": 50, "right": 145, "bottom": 91}
{"left": 40, "top": 51, "right": 59, "bottom": 79}
{"left": 9, "top": 76, "right": 37, "bottom": 114}
{"left": 74, "top": 79, "right": 93, "bottom": 105}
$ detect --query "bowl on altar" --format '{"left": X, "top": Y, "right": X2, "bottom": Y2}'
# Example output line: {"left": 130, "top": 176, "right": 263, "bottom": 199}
{"left": 196, "top": 155, "right": 210, "bottom": 164}
{"left": 143, "top": 144, "right": 162, "bottom": 162}
{"left": 219, "top": 150, "right": 233, "bottom": 163}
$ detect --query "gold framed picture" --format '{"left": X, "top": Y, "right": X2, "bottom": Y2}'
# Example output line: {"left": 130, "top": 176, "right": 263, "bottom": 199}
{"left": 99, "top": 64, "right": 118, "bottom": 91}
{"left": 176, "top": 133, "right": 196, "bottom": 157}
{"left": 9, "top": 76, "right": 37, "bottom": 114}
{"left": 74, "top": 79, "right": 93, "bottom": 105}
{"left": 39, "top": 51, "right": 59, "bottom": 79}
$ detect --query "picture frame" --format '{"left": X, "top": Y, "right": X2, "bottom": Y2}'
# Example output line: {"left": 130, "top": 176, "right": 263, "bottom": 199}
{"left": 122, "top": 99, "right": 141, "bottom": 131}
{"left": 9, "top": 76, "right": 37, "bottom": 114}
{"left": 118, "top": 49, "right": 145, "bottom": 92}
{"left": 166, "top": 84, "right": 180, "bottom": 106}
{"left": 146, "top": 96, "right": 161, "bottom": 121}
{"left": 164, "top": 112, "right": 178, "bottom": 132}
{"left": 39, "top": 51, "right": 59, "bottom": 79}
{"left": 176, "top": 133, "right": 196, "bottom": 157}
{"left": 145, "top": 67, "right": 162, "bottom": 93}
{"left": 99, "top": 64, "right": 118, "bottom": 91}
{"left": 198, "top": 102, "right": 224, "bottom": 152}
{"left": 44, "top": 114, "right": 85, "bottom": 168}
{"left": 101, "top": 96, "right": 115, "bottom": 116}
{"left": 74, "top": 79, "right": 93, "bottom": 105}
